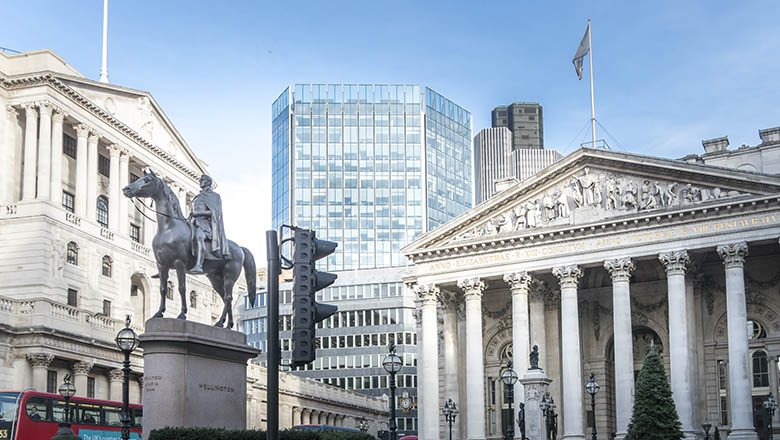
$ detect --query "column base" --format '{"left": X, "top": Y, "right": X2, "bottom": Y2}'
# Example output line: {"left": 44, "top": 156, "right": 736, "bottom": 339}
{"left": 562, "top": 435, "right": 586, "bottom": 440}
{"left": 725, "top": 429, "right": 759, "bottom": 440}
{"left": 615, "top": 431, "right": 627, "bottom": 440}
{"left": 682, "top": 431, "right": 698, "bottom": 440}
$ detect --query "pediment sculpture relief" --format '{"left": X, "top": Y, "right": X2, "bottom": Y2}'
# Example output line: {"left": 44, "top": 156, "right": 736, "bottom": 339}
{"left": 452, "top": 167, "right": 750, "bottom": 243}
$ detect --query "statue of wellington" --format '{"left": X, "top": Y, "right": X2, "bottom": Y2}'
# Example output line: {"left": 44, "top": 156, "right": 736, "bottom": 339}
{"left": 190, "top": 174, "right": 229, "bottom": 274}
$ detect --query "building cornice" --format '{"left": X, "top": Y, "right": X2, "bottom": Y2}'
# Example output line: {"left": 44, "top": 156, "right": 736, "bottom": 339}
{"left": 0, "top": 72, "right": 202, "bottom": 182}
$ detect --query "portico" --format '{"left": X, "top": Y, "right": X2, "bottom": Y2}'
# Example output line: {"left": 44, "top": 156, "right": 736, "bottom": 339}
{"left": 404, "top": 149, "right": 779, "bottom": 440}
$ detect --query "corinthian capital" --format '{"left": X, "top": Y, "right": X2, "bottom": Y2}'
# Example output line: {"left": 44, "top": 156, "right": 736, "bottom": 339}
{"left": 38, "top": 101, "right": 53, "bottom": 117}
{"left": 52, "top": 110, "right": 65, "bottom": 122}
{"left": 552, "top": 265, "right": 582, "bottom": 289}
{"left": 604, "top": 258, "right": 635, "bottom": 282}
{"left": 22, "top": 102, "right": 38, "bottom": 118}
{"left": 109, "top": 369, "right": 124, "bottom": 382}
{"left": 26, "top": 353, "right": 54, "bottom": 368}
{"left": 457, "top": 277, "right": 486, "bottom": 300}
{"left": 717, "top": 242, "right": 748, "bottom": 268}
{"left": 108, "top": 144, "right": 122, "bottom": 157}
{"left": 659, "top": 250, "right": 690, "bottom": 275}
{"left": 75, "top": 123, "right": 90, "bottom": 138}
{"left": 413, "top": 283, "right": 440, "bottom": 306}
{"left": 72, "top": 361, "right": 93, "bottom": 375}
{"left": 504, "top": 271, "right": 532, "bottom": 295}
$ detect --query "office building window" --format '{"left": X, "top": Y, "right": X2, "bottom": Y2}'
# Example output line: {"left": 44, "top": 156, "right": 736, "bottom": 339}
{"left": 67, "top": 242, "right": 79, "bottom": 265}
{"left": 96, "top": 196, "right": 109, "bottom": 227}
{"left": 67, "top": 289, "right": 78, "bottom": 307}
{"left": 130, "top": 224, "right": 141, "bottom": 243}
{"left": 62, "top": 191, "right": 75, "bottom": 213}
{"left": 98, "top": 154, "right": 110, "bottom": 177}
{"left": 63, "top": 134, "right": 77, "bottom": 158}
{"left": 190, "top": 291, "right": 198, "bottom": 309}
{"left": 47, "top": 370, "right": 57, "bottom": 393}
{"left": 102, "top": 256, "right": 112, "bottom": 277}
{"left": 87, "top": 377, "right": 95, "bottom": 398}
{"left": 130, "top": 173, "right": 140, "bottom": 183}
{"left": 753, "top": 350, "right": 769, "bottom": 387}
{"left": 102, "top": 299, "right": 111, "bottom": 317}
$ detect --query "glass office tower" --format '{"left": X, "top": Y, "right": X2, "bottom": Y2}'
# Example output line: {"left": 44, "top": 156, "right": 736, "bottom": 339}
{"left": 258, "top": 84, "right": 471, "bottom": 435}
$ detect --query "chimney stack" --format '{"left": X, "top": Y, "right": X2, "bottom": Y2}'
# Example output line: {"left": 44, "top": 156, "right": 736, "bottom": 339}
{"left": 759, "top": 126, "right": 780, "bottom": 144}
{"left": 702, "top": 136, "right": 729, "bottom": 154}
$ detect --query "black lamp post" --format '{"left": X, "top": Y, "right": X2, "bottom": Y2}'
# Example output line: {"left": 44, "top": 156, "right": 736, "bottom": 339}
{"left": 56, "top": 374, "right": 77, "bottom": 436}
{"left": 702, "top": 422, "right": 712, "bottom": 440}
{"left": 540, "top": 392, "right": 557, "bottom": 440}
{"left": 585, "top": 373, "right": 600, "bottom": 440}
{"left": 357, "top": 418, "right": 369, "bottom": 433}
{"left": 764, "top": 394, "right": 778, "bottom": 438}
{"left": 442, "top": 398, "right": 458, "bottom": 440}
{"left": 501, "top": 361, "right": 519, "bottom": 440}
{"left": 115, "top": 316, "right": 139, "bottom": 440}
{"left": 382, "top": 344, "right": 402, "bottom": 440}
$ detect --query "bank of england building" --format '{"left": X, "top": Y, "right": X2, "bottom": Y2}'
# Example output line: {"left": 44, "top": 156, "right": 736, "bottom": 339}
{"left": 403, "top": 133, "right": 780, "bottom": 440}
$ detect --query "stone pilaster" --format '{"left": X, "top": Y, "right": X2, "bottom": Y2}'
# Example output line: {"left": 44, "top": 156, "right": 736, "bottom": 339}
{"left": 108, "top": 144, "right": 121, "bottom": 230}
{"left": 504, "top": 270, "right": 532, "bottom": 435}
{"left": 86, "top": 132, "right": 99, "bottom": 221}
{"left": 2, "top": 106, "right": 19, "bottom": 203}
{"left": 26, "top": 353, "right": 54, "bottom": 392}
{"left": 37, "top": 102, "right": 53, "bottom": 200}
{"left": 72, "top": 361, "right": 93, "bottom": 397}
{"left": 458, "top": 277, "right": 487, "bottom": 440}
{"left": 528, "top": 281, "right": 547, "bottom": 371}
{"left": 21, "top": 103, "right": 38, "bottom": 200}
{"left": 552, "top": 264, "right": 584, "bottom": 440}
{"left": 440, "top": 289, "right": 461, "bottom": 440}
{"left": 118, "top": 149, "right": 130, "bottom": 235}
{"left": 74, "top": 124, "right": 90, "bottom": 217}
{"left": 109, "top": 368, "right": 124, "bottom": 402}
{"left": 716, "top": 242, "right": 757, "bottom": 440}
{"left": 659, "top": 250, "right": 695, "bottom": 439}
{"left": 415, "top": 283, "right": 440, "bottom": 440}
{"left": 604, "top": 257, "right": 635, "bottom": 440}
{"left": 50, "top": 110, "right": 65, "bottom": 204}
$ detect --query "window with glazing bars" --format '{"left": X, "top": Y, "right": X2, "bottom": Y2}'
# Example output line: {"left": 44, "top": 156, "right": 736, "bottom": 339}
{"left": 63, "top": 134, "right": 77, "bottom": 158}
{"left": 130, "top": 224, "right": 141, "bottom": 243}
{"left": 62, "top": 191, "right": 74, "bottom": 213}
{"left": 98, "top": 155, "right": 110, "bottom": 177}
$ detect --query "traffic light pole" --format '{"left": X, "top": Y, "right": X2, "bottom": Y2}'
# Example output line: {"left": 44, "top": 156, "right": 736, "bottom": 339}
{"left": 266, "top": 230, "right": 280, "bottom": 440}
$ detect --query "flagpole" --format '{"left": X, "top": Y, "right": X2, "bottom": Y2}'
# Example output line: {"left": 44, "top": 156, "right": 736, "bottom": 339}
{"left": 588, "top": 18, "right": 596, "bottom": 148}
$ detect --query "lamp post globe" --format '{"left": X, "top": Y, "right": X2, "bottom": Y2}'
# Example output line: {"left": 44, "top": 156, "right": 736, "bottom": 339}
{"left": 763, "top": 394, "right": 778, "bottom": 436}
{"left": 56, "top": 375, "right": 77, "bottom": 436}
{"left": 501, "top": 361, "right": 518, "bottom": 440}
{"left": 442, "top": 398, "right": 458, "bottom": 440}
{"left": 115, "top": 316, "right": 139, "bottom": 440}
{"left": 585, "top": 373, "right": 599, "bottom": 440}
{"left": 382, "top": 344, "right": 402, "bottom": 440}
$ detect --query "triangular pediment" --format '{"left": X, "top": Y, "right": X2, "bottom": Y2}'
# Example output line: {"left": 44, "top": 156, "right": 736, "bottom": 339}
{"left": 58, "top": 76, "right": 206, "bottom": 174}
{"left": 404, "top": 148, "right": 780, "bottom": 254}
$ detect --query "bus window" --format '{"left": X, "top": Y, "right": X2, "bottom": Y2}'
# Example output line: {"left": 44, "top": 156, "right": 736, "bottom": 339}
{"left": 25, "top": 397, "right": 47, "bottom": 421}
{"left": 104, "top": 406, "right": 122, "bottom": 426}
{"left": 0, "top": 392, "right": 20, "bottom": 422}
{"left": 51, "top": 400, "right": 68, "bottom": 423}
{"left": 132, "top": 407, "right": 142, "bottom": 428}
{"left": 77, "top": 403, "right": 100, "bottom": 425}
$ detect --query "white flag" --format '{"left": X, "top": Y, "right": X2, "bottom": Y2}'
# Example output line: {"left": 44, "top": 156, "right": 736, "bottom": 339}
{"left": 572, "top": 23, "right": 590, "bottom": 80}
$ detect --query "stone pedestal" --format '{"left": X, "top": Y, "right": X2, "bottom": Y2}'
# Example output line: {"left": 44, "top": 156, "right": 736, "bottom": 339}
{"left": 519, "top": 368, "right": 552, "bottom": 440}
{"left": 139, "top": 318, "right": 260, "bottom": 439}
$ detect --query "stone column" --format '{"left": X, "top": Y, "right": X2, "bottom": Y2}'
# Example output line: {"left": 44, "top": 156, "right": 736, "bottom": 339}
{"left": 604, "top": 258, "right": 635, "bottom": 440}
{"left": 659, "top": 250, "right": 695, "bottom": 439}
{"left": 770, "top": 356, "right": 780, "bottom": 426}
{"left": 26, "top": 353, "right": 54, "bottom": 392}
{"left": 505, "top": 271, "right": 532, "bottom": 435}
{"left": 552, "top": 265, "right": 584, "bottom": 440}
{"left": 108, "top": 144, "right": 121, "bottom": 230}
{"left": 301, "top": 408, "right": 310, "bottom": 425}
{"left": 74, "top": 124, "right": 89, "bottom": 217}
{"left": 2, "top": 106, "right": 19, "bottom": 203}
{"left": 528, "top": 282, "right": 547, "bottom": 371}
{"left": 50, "top": 110, "right": 65, "bottom": 204}
{"left": 119, "top": 150, "right": 130, "bottom": 235}
{"left": 109, "top": 368, "right": 123, "bottom": 402}
{"left": 415, "top": 283, "right": 440, "bottom": 440}
{"left": 86, "top": 132, "right": 99, "bottom": 221}
{"left": 21, "top": 104, "right": 38, "bottom": 200}
{"left": 458, "top": 277, "right": 488, "bottom": 440}
{"left": 442, "top": 291, "right": 461, "bottom": 440}
{"left": 72, "top": 361, "right": 93, "bottom": 397}
{"left": 36, "top": 103, "right": 52, "bottom": 200}
{"left": 717, "top": 242, "right": 758, "bottom": 440}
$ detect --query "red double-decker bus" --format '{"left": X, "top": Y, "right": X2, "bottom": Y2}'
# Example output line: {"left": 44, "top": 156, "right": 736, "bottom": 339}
{"left": 0, "top": 390, "right": 142, "bottom": 440}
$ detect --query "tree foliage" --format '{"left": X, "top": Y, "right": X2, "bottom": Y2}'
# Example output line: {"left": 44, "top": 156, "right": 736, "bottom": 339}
{"left": 626, "top": 344, "right": 684, "bottom": 440}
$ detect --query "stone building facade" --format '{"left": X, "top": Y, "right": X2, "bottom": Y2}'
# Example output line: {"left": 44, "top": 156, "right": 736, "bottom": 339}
{"left": 0, "top": 49, "right": 386, "bottom": 430}
{"left": 403, "top": 145, "right": 780, "bottom": 440}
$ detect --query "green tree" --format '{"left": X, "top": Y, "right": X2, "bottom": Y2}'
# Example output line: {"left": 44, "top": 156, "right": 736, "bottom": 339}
{"left": 626, "top": 343, "right": 684, "bottom": 440}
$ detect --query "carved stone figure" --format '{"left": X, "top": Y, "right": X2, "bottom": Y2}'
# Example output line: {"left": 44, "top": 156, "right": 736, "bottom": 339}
{"left": 622, "top": 181, "right": 638, "bottom": 211}
{"left": 191, "top": 174, "right": 230, "bottom": 274}
{"left": 577, "top": 168, "right": 597, "bottom": 206}
{"left": 554, "top": 190, "right": 568, "bottom": 218}
{"left": 542, "top": 193, "right": 556, "bottom": 223}
{"left": 513, "top": 205, "right": 527, "bottom": 230}
{"left": 593, "top": 179, "right": 603, "bottom": 207}
{"left": 569, "top": 178, "right": 584, "bottom": 207}
{"left": 484, "top": 218, "right": 497, "bottom": 235}
{"left": 605, "top": 175, "right": 620, "bottom": 210}
{"left": 526, "top": 201, "right": 539, "bottom": 228}
{"left": 529, "top": 344, "right": 540, "bottom": 369}
{"left": 665, "top": 182, "right": 678, "bottom": 206}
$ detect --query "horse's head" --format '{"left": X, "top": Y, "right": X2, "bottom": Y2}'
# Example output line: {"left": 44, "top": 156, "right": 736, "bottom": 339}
{"left": 123, "top": 171, "right": 161, "bottom": 199}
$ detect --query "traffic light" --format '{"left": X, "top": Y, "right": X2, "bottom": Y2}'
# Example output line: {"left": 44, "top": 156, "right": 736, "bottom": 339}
{"left": 291, "top": 228, "right": 338, "bottom": 366}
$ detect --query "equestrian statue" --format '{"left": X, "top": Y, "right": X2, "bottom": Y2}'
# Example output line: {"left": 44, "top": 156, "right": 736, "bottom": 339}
{"left": 123, "top": 172, "right": 256, "bottom": 328}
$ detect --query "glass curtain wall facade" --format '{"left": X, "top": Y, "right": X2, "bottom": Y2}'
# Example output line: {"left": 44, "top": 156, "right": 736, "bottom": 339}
{"left": 267, "top": 84, "right": 472, "bottom": 435}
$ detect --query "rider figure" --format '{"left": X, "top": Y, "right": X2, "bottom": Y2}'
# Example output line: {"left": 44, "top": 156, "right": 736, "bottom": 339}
{"left": 189, "top": 174, "right": 229, "bottom": 274}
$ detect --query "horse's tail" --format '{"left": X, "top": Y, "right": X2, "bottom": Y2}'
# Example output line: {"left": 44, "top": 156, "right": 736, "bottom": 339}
{"left": 241, "top": 246, "right": 257, "bottom": 307}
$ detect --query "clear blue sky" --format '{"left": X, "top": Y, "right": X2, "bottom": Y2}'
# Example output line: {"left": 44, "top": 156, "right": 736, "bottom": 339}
{"left": 4, "top": 1, "right": 780, "bottom": 254}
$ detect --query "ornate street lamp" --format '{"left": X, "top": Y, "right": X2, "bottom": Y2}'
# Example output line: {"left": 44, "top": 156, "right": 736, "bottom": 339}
{"left": 56, "top": 374, "right": 77, "bottom": 436}
{"left": 382, "top": 344, "right": 402, "bottom": 440}
{"left": 763, "top": 394, "right": 778, "bottom": 437}
{"left": 115, "top": 316, "right": 139, "bottom": 440}
{"left": 702, "top": 422, "right": 712, "bottom": 440}
{"left": 357, "top": 418, "right": 369, "bottom": 433}
{"left": 442, "top": 398, "right": 458, "bottom": 440}
{"left": 585, "top": 373, "right": 600, "bottom": 440}
{"left": 540, "top": 392, "right": 557, "bottom": 440}
{"left": 501, "top": 361, "right": 519, "bottom": 440}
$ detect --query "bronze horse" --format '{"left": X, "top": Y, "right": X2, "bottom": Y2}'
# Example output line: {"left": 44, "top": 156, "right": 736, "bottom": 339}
{"left": 122, "top": 171, "right": 255, "bottom": 328}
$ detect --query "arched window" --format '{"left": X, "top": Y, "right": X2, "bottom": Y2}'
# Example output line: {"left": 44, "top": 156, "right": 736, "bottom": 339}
{"left": 101, "top": 256, "right": 112, "bottom": 277}
{"left": 96, "top": 196, "right": 109, "bottom": 228}
{"left": 752, "top": 350, "right": 769, "bottom": 388}
{"left": 66, "top": 242, "right": 79, "bottom": 265}
{"left": 747, "top": 320, "right": 767, "bottom": 340}
{"left": 190, "top": 291, "right": 198, "bottom": 309}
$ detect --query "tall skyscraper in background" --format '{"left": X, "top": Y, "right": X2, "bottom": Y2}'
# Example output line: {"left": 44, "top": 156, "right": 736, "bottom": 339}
{"left": 248, "top": 84, "right": 473, "bottom": 435}
{"left": 492, "top": 102, "right": 544, "bottom": 150}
